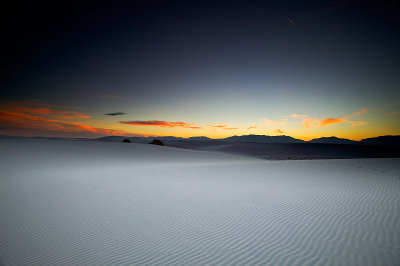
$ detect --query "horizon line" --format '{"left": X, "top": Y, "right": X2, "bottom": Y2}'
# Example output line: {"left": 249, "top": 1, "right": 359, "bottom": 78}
{"left": 1, "top": 133, "right": 399, "bottom": 142}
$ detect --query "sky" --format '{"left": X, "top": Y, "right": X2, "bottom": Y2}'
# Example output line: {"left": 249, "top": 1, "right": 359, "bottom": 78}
{"left": 1, "top": 0, "right": 399, "bottom": 140}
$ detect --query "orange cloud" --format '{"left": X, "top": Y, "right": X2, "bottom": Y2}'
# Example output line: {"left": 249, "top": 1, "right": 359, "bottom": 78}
{"left": 247, "top": 126, "right": 258, "bottom": 129}
{"left": 208, "top": 123, "right": 229, "bottom": 128}
{"left": 69, "top": 123, "right": 127, "bottom": 135}
{"left": 302, "top": 118, "right": 319, "bottom": 129}
{"left": 207, "top": 123, "right": 240, "bottom": 130}
{"left": 0, "top": 100, "right": 132, "bottom": 137}
{"left": 274, "top": 129, "right": 284, "bottom": 134}
{"left": 302, "top": 117, "right": 346, "bottom": 129}
{"left": 320, "top": 117, "right": 346, "bottom": 126}
{"left": 291, "top": 109, "right": 366, "bottom": 129}
{"left": 0, "top": 100, "right": 90, "bottom": 120}
{"left": 0, "top": 111, "right": 126, "bottom": 137}
{"left": 120, "top": 120, "right": 202, "bottom": 129}
{"left": 263, "top": 118, "right": 288, "bottom": 126}
{"left": 349, "top": 121, "right": 367, "bottom": 126}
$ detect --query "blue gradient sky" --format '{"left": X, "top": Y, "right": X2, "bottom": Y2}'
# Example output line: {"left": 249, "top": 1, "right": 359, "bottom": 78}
{"left": 1, "top": 0, "right": 399, "bottom": 140}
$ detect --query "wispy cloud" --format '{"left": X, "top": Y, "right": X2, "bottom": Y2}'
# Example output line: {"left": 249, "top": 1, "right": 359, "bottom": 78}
{"left": 302, "top": 118, "right": 319, "bottom": 129}
{"left": 208, "top": 123, "right": 230, "bottom": 128}
{"left": 247, "top": 126, "right": 258, "bottom": 129}
{"left": 1, "top": 99, "right": 87, "bottom": 110}
{"left": 0, "top": 111, "right": 127, "bottom": 136}
{"left": 290, "top": 114, "right": 308, "bottom": 119}
{"left": 302, "top": 117, "right": 346, "bottom": 129}
{"left": 0, "top": 100, "right": 90, "bottom": 120}
{"left": 291, "top": 108, "right": 367, "bottom": 129}
{"left": 386, "top": 111, "right": 400, "bottom": 116}
{"left": 105, "top": 112, "right": 125, "bottom": 116}
{"left": 120, "top": 120, "right": 202, "bottom": 129}
{"left": 349, "top": 121, "right": 368, "bottom": 126}
{"left": 274, "top": 129, "right": 284, "bottom": 134}
{"left": 352, "top": 108, "right": 367, "bottom": 117}
{"left": 207, "top": 123, "right": 239, "bottom": 130}
{"left": 0, "top": 99, "right": 133, "bottom": 137}
{"left": 70, "top": 123, "right": 127, "bottom": 135}
{"left": 263, "top": 118, "right": 288, "bottom": 126}
{"left": 320, "top": 117, "right": 347, "bottom": 127}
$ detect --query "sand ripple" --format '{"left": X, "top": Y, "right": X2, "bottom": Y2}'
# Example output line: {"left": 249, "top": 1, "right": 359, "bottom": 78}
{"left": 0, "top": 140, "right": 399, "bottom": 265}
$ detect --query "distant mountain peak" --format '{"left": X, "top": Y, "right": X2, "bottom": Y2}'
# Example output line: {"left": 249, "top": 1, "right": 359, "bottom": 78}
{"left": 223, "top": 134, "right": 305, "bottom": 144}
{"left": 309, "top": 137, "right": 357, "bottom": 145}
{"left": 93, "top": 134, "right": 400, "bottom": 146}
{"left": 360, "top": 135, "right": 400, "bottom": 146}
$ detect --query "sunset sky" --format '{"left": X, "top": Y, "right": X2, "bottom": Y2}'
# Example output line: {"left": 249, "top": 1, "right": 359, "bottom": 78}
{"left": 2, "top": 0, "right": 399, "bottom": 140}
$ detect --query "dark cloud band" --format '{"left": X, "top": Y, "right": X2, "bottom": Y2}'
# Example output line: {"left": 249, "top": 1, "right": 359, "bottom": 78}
{"left": 105, "top": 112, "right": 125, "bottom": 116}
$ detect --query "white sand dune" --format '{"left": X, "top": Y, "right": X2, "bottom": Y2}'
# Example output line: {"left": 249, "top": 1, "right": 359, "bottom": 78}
{"left": 0, "top": 138, "right": 399, "bottom": 265}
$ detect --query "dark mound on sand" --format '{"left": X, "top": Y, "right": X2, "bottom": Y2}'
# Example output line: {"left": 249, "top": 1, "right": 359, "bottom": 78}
{"left": 149, "top": 139, "right": 165, "bottom": 146}
{"left": 122, "top": 139, "right": 131, "bottom": 143}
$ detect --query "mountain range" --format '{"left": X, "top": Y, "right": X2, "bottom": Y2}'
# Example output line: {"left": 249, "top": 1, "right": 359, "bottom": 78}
{"left": 96, "top": 135, "right": 400, "bottom": 146}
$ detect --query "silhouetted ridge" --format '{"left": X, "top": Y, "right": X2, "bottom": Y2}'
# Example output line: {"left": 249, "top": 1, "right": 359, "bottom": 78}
{"left": 223, "top": 135, "right": 305, "bottom": 144}
{"left": 309, "top": 137, "right": 357, "bottom": 145}
{"left": 97, "top": 136, "right": 147, "bottom": 143}
{"left": 360, "top": 135, "right": 400, "bottom": 146}
{"left": 156, "top": 136, "right": 185, "bottom": 141}
{"left": 94, "top": 134, "right": 400, "bottom": 147}
{"left": 188, "top": 136, "right": 212, "bottom": 141}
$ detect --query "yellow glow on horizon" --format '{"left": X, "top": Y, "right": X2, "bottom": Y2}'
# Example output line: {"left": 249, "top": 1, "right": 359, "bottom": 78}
{"left": 2, "top": 99, "right": 398, "bottom": 140}
{"left": 114, "top": 122, "right": 400, "bottom": 141}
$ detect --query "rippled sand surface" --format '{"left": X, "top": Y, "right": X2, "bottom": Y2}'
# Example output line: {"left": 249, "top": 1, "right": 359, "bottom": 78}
{"left": 1, "top": 139, "right": 399, "bottom": 265}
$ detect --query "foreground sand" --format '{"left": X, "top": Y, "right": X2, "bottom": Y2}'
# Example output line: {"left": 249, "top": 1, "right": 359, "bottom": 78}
{"left": 0, "top": 139, "right": 399, "bottom": 265}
